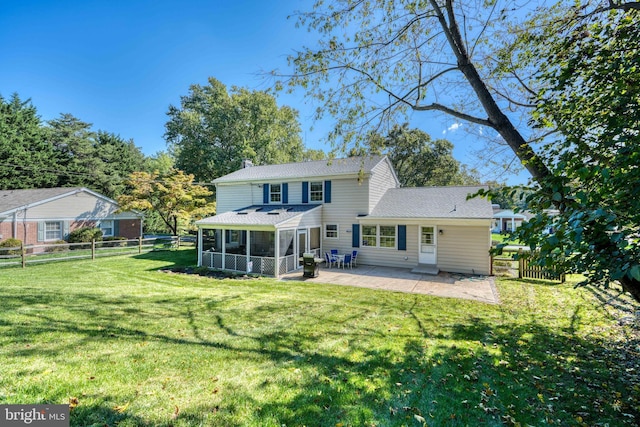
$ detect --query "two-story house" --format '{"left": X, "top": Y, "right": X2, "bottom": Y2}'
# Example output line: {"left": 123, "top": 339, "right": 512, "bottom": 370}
{"left": 196, "top": 155, "right": 493, "bottom": 277}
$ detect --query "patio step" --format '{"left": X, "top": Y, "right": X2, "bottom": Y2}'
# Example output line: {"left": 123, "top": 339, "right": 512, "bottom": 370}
{"left": 411, "top": 264, "right": 439, "bottom": 275}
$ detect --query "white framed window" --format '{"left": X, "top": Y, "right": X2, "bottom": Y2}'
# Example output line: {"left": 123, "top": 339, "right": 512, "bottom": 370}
{"left": 270, "top": 183, "right": 281, "bottom": 203}
{"left": 379, "top": 225, "right": 396, "bottom": 248}
{"left": 100, "top": 220, "right": 114, "bottom": 237}
{"left": 310, "top": 181, "right": 323, "bottom": 202}
{"left": 325, "top": 224, "right": 339, "bottom": 239}
{"left": 362, "top": 225, "right": 377, "bottom": 247}
{"left": 44, "top": 221, "right": 63, "bottom": 241}
{"left": 361, "top": 225, "right": 396, "bottom": 248}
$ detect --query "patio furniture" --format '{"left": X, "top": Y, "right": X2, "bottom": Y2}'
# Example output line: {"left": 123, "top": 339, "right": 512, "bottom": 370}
{"left": 351, "top": 250, "right": 358, "bottom": 267}
{"left": 325, "top": 252, "right": 338, "bottom": 268}
{"left": 343, "top": 253, "right": 352, "bottom": 269}
{"left": 333, "top": 253, "right": 345, "bottom": 268}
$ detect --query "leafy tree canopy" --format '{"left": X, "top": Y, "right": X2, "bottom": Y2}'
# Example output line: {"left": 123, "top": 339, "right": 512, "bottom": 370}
{"left": 165, "top": 77, "right": 306, "bottom": 184}
{"left": 118, "top": 169, "right": 216, "bottom": 236}
{"left": 0, "top": 94, "right": 59, "bottom": 189}
{"left": 502, "top": 6, "right": 640, "bottom": 301}
{"left": 355, "top": 124, "right": 479, "bottom": 187}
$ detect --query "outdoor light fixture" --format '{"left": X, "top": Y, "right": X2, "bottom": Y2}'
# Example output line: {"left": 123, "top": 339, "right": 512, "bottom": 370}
{"left": 439, "top": 229, "right": 444, "bottom": 235}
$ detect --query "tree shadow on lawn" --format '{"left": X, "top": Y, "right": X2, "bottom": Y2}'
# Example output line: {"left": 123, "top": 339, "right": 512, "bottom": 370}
{"left": 2, "top": 286, "right": 639, "bottom": 426}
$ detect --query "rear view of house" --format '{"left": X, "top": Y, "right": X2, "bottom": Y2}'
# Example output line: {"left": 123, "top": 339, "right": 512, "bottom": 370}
{"left": 196, "top": 155, "right": 493, "bottom": 277}
{"left": 0, "top": 187, "right": 143, "bottom": 245}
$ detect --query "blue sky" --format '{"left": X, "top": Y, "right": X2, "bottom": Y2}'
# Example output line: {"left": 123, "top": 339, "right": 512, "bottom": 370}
{"left": 0, "top": 0, "right": 527, "bottom": 184}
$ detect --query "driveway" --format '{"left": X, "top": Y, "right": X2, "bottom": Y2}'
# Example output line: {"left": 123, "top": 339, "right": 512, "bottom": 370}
{"left": 280, "top": 264, "right": 499, "bottom": 304}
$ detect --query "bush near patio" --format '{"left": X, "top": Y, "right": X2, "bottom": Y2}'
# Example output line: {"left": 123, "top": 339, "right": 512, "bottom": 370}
{"left": 0, "top": 249, "right": 638, "bottom": 426}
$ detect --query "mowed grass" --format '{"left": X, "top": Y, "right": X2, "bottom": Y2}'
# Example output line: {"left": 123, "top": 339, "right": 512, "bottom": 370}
{"left": 0, "top": 250, "right": 638, "bottom": 426}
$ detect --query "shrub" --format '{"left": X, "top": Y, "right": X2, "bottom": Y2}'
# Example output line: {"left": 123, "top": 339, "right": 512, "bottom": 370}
{"left": 68, "top": 227, "right": 103, "bottom": 250}
{"left": 0, "top": 238, "right": 22, "bottom": 256}
{"left": 102, "top": 236, "right": 127, "bottom": 248}
{"left": 45, "top": 240, "right": 68, "bottom": 253}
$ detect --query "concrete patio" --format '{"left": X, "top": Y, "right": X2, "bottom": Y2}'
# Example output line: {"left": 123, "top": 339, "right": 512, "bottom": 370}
{"left": 280, "top": 264, "right": 500, "bottom": 304}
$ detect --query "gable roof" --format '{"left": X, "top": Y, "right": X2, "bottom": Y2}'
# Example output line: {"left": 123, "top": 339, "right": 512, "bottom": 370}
{"left": 0, "top": 187, "right": 118, "bottom": 216}
{"left": 196, "top": 204, "right": 321, "bottom": 228}
{"left": 213, "top": 155, "right": 387, "bottom": 183}
{"left": 368, "top": 186, "right": 493, "bottom": 220}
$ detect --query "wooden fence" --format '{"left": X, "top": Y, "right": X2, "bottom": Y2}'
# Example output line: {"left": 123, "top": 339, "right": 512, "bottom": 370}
{"left": 0, "top": 236, "right": 193, "bottom": 269}
{"left": 491, "top": 247, "right": 565, "bottom": 283}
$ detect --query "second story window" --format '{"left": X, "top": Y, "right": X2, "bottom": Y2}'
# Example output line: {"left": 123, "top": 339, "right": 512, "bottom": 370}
{"left": 310, "top": 181, "right": 323, "bottom": 202}
{"left": 270, "top": 184, "right": 281, "bottom": 203}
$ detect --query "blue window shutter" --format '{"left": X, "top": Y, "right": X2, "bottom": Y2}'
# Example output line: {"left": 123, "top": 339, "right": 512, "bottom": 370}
{"left": 352, "top": 224, "right": 360, "bottom": 248}
{"left": 263, "top": 183, "right": 269, "bottom": 204}
{"left": 282, "top": 183, "right": 288, "bottom": 204}
{"left": 37, "top": 222, "right": 44, "bottom": 241}
{"left": 114, "top": 220, "right": 120, "bottom": 236}
{"left": 324, "top": 180, "right": 332, "bottom": 203}
{"left": 302, "top": 182, "right": 309, "bottom": 204}
{"left": 398, "top": 225, "right": 406, "bottom": 251}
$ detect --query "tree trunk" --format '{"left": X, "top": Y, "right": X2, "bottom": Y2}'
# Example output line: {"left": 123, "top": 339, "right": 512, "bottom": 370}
{"left": 438, "top": 0, "right": 552, "bottom": 182}
{"left": 619, "top": 276, "right": 640, "bottom": 304}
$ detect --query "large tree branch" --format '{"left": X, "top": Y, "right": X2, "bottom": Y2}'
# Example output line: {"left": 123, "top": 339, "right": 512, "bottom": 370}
{"left": 412, "top": 103, "right": 491, "bottom": 126}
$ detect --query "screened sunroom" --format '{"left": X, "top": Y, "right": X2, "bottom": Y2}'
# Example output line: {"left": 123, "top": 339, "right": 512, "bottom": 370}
{"left": 196, "top": 205, "right": 322, "bottom": 277}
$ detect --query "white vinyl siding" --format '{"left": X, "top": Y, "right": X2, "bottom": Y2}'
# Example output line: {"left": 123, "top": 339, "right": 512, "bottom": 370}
{"left": 26, "top": 191, "right": 119, "bottom": 220}
{"left": 438, "top": 226, "right": 491, "bottom": 275}
{"left": 368, "top": 159, "right": 399, "bottom": 212}
{"left": 215, "top": 184, "right": 254, "bottom": 213}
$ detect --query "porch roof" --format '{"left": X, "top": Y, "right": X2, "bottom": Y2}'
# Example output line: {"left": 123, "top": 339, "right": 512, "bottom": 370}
{"left": 196, "top": 204, "right": 321, "bottom": 228}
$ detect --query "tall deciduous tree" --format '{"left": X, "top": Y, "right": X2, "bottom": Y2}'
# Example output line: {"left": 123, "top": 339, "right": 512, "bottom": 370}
{"left": 165, "top": 77, "right": 305, "bottom": 184}
{"left": 117, "top": 169, "right": 215, "bottom": 235}
{"left": 507, "top": 7, "right": 640, "bottom": 301}
{"left": 367, "top": 124, "right": 479, "bottom": 187}
{"left": 0, "top": 94, "right": 59, "bottom": 189}
{"left": 281, "top": 0, "right": 550, "bottom": 181}
{"left": 283, "top": 0, "right": 640, "bottom": 301}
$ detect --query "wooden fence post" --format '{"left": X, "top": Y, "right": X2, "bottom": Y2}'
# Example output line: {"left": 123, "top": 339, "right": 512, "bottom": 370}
{"left": 138, "top": 236, "right": 143, "bottom": 254}
{"left": 21, "top": 242, "right": 26, "bottom": 268}
{"left": 91, "top": 239, "right": 96, "bottom": 260}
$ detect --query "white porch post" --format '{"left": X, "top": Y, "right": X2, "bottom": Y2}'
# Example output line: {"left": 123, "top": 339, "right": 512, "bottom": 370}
{"left": 511, "top": 217, "right": 515, "bottom": 232}
{"left": 221, "top": 229, "right": 226, "bottom": 270}
{"left": 197, "top": 227, "right": 203, "bottom": 267}
{"left": 246, "top": 230, "right": 251, "bottom": 273}
{"left": 274, "top": 229, "right": 280, "bottom": 279}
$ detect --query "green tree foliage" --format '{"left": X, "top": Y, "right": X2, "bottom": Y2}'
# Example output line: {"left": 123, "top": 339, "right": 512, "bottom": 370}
{"left": 281, "top": 0, "right": 551, "bottom": 181}
{"left": 118, "top": 169, "right": 216, "bottom": 235}
{"left": 505, "top": 6, "right": 640, "bottom": 301}
{"left": 365, "top": 124, "right": 479, "bottom": 187}
{"left": 165, "top": 77, "right": 305, "bottom": 184}
{"left": 45, "top": 114, "right": 147, "bottom": 198}
{"left": 0, "top": 94, "right": 59, "bottom": 189}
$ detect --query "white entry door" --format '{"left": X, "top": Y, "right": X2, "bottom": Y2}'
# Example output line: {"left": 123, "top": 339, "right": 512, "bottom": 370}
{"left": 419, "top": 226, "right": 437, "bottom": 264}
{"left": 297, "top": 230, "right": 307, "bottom": 267}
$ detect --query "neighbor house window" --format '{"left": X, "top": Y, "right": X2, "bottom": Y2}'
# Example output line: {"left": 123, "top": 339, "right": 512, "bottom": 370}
{"left": 100, "top": 220, "right": 114, "bottom": 237}
{"left": 361, "top": 225, "right": 396, "bottom": 248}
{"left": 45, "top": 221, "right": 63, "bottom": 241}
{"left": 325, "top": 224, "right": 338, "bottom": 239}
{"left": 362, "top": 225, "right": 377, "bottom": 247}
{"left": 310, "top": 181, "right": 323, "bottom": 202}
{"left": 270, "top": 184, "right": 281, "bottom": 203}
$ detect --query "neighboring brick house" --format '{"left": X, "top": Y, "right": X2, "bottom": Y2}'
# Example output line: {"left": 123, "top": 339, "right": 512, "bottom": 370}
{"left": 0, "top": 187, "right": 143, "bottom": 245}
{"left": 196, "top": 155, "right": 493, "bottom": 277}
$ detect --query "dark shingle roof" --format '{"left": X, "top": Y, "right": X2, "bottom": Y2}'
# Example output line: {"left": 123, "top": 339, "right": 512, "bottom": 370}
{"left": 213, "top": 156, "right": 385, "bottom": 183}
{"left": 368, "top": 186, "right": 492, "bottom": 219}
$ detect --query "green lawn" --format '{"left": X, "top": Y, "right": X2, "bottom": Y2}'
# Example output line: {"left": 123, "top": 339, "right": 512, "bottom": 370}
{"left": 0, "top": 250, "right": 638, "bottom": 426}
